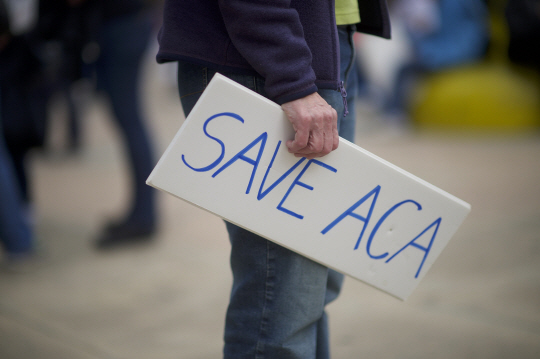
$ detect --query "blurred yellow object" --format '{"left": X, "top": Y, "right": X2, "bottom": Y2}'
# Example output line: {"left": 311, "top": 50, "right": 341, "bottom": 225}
{"left": 412, "top": 63, "right": 540, "bottom": 132}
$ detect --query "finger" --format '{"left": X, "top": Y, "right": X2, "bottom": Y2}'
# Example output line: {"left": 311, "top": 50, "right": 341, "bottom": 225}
{"left": 286, "top": 127, "right": 310, "bottom": 153}
{"left": 288, "top": 131, "right": 323, "bottom": 154}
{"left": 325, "top": 108, "right": 339, "bottom": 152}
{"left": 290, "top": 118, "right": 335, "bottom": 157}
{"left": 321, "top": 131, "right": 334, "bottom": 156}
{"left": 332, "top": 127, "right": 339, "bottom": 151}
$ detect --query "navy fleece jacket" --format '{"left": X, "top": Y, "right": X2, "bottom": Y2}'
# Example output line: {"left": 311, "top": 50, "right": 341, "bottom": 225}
{"left": 157, "top": 0, "right": 390, "bottom": 104}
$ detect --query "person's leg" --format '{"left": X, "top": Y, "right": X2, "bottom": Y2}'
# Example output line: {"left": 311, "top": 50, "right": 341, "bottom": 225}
{"left": 94, "top": 12, "right": 157, "bottom": 246}
{"left": 311, "top": 26, "right": 355, "bottom": 355}
{"left": 177, "top": 61, "right": 342, "bottom": 359}
{"left": 316, "top": 269, "right": 345, "bottom": 358}
{"left": 386, "top": 62, "right": 424, "bottom": 119}
{"left": 312, "top": 26, "right": 358, "bottom": 358}
{"left": 224, "top": 223, "right": 329, "bottom": 359}
{"left": 0, "top": 116, "right": 33, "bottom": 257}
{"left": 5, "top": 147, "right": 29, "bottom": 204}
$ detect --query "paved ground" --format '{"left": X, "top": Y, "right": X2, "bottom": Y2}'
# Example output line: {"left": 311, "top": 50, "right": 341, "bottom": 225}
{"left": 1, "top": 59, "right": 539, "bottom": 359}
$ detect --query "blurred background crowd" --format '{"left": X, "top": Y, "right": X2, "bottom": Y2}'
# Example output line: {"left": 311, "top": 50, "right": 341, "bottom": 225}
{"left": 1, "top": 0, "right": 162, "bottom": 262}
{"left": 0, "top": 1, "right": 539, "bottom": 358}
{"left": 1, "top": 0, "right": 539, "bottom": 263}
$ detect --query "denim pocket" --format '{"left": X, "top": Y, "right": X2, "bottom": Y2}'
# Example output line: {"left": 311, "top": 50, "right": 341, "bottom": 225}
{"left": 177, "top": 61, "right": 268, "bottom": 117}
{"left": 176, "top": 61, "right": 209, "bottom": 116}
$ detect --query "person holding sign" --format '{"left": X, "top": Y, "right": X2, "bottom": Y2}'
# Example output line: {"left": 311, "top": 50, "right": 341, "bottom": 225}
{"left": 156, "top": 0, "right": 390, "bottom": 358}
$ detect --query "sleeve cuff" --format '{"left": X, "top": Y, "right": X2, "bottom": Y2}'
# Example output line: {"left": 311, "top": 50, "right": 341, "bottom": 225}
{"left": 273, "top": 84, "right": 319, "bottom": 105}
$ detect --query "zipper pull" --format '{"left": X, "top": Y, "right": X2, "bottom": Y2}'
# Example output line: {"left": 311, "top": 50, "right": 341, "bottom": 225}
{"left": 339, "top": 81, "right": 349, "bottom": 117}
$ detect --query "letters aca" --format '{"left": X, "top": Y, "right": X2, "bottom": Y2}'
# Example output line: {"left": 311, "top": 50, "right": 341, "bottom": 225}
{"left": 181, "top": 112, "right": 441, "bottom": 278}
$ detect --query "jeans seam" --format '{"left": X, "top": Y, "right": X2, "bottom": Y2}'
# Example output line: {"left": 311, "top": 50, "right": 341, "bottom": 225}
{"left": 343, "top": 27, "right": 356, "bottom": 88}
{"left": 255, "top": 240, "right": 273, "bottom": 359}
{"left": 179, "top": 90, "right": 204, "bottom": 100}
{"left": 178, "top": 65, "right": 209, "bottom": 100}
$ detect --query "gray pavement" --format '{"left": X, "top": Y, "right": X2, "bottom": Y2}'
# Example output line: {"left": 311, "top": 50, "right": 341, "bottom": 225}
{"left": 1, "top": 60, "right": 540, "bottom": 359}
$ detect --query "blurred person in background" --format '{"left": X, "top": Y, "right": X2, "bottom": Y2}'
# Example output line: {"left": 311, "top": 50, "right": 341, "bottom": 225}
{"left": 0, "top": 0, "right": 48, "bottom": 216}
{"left": 505, "top": 0, "right": 540, "bottom": 72}
{"left": 0, "top": 114, "right": 36, "bottom": 269}
{"left": 505, "top": 0, "right": 540, "bottom": 130}
{"left": 0, "top": 0, "right": 37, "bottom": 268}
{"left": 36, "top": 0, "right": 160, "bottom": 249}
{"left": 33, "top": 0, "right": 89, "bottom": 153}
{"left": 383, "top": 0, "right": 490, "bottom": 126}
{"left": 88, "top": 0, "right": 159, "bottom": 249}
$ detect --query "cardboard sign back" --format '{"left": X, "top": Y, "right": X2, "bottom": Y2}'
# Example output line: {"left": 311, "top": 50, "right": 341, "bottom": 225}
{"left": 147, "top": 73, "right": 471, "bottom": 300}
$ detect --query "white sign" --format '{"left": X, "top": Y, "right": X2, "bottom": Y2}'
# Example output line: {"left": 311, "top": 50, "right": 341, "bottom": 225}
{"left": 147, "top": 73, "right": 471, "bottom": 300}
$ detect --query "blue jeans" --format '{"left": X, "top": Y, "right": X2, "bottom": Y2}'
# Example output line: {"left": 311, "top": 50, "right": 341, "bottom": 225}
{"left": 94, "top": 11, "right": 157, "bottom": 226}
{"left": 177, "top": 59, "right": 353, "bottom": 358}
{"left": 0, "top": 105, "right": 33, "bottom": 256}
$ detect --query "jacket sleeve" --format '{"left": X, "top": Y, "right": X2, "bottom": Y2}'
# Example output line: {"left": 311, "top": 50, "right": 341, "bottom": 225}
{"left": 218, "top": 0, "right": 318, "bottom": 104}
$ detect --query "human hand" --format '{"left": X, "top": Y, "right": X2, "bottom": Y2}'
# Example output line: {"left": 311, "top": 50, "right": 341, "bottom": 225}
{"left": 281, "top": 92, "right": 339, "bottom": 159}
